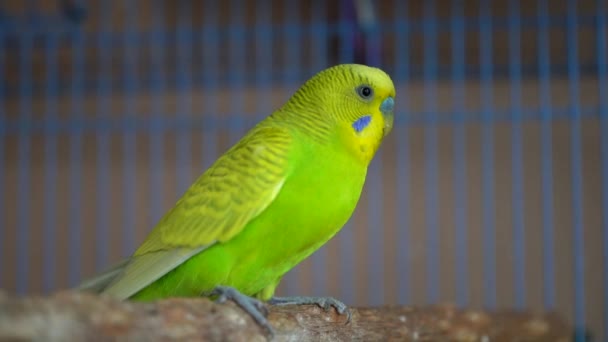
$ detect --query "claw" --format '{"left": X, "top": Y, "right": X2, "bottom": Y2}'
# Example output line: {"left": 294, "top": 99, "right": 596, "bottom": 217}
{"left": 253, "top": 299, "right": 270, "bottom": 317}
{"left": 269, "top": 296, "right": 352, "bottom": 324}
{"left": 207, "top": 286, "right": 275, "bottom": 338}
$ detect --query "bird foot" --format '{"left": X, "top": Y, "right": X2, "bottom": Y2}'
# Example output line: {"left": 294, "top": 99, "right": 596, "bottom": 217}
{"left": 268, "top": 296, "right": 352, "bottom": 323}
{"left": 208, "top": 286, "right": 274, "bottom": 338}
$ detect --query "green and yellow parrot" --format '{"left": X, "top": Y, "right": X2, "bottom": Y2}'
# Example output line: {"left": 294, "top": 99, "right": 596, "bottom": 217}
{"left": 78, "top": 64, "right": 395, "bottom": 334}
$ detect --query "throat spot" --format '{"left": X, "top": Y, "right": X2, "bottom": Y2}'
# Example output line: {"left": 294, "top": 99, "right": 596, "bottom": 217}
{"left": 352, "top": 115, "right": 372, "bottom": 133}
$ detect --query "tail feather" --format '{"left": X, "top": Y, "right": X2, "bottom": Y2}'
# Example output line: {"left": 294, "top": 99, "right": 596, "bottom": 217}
{"left": 75, "top": 258, "right": 131, "bottom": 293}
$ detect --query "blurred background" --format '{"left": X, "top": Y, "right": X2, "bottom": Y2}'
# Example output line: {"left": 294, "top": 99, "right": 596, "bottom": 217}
{"left": 0, "top": 0, "right": 606, "bottom": 339}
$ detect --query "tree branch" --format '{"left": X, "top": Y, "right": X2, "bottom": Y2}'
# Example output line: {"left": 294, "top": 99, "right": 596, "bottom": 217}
{"left": 0, "top": 290, "right": 571, "bottom": 341}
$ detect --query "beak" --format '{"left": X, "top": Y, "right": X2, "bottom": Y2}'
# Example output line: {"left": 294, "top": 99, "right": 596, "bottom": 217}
{"left": 380, "top": 97, "right": 394, "bottom": 136}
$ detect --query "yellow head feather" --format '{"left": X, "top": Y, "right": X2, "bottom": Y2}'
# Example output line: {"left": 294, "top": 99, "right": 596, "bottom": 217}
{"left": 277, "top": 64, "right": 396, "bottom": 165}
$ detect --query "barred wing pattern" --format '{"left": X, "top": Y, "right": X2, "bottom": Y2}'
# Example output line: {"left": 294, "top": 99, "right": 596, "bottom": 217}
{"left": 100, "top": 126, "right": 292, "bottom": 299}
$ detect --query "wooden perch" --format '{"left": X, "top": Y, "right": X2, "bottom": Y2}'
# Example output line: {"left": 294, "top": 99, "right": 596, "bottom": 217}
{"left": 0, "top": 290, "right": 571, "bottom": 341}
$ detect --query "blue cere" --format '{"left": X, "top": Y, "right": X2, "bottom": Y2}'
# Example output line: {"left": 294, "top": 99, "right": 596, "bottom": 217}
{"left": 380, "top": 97, "right": 394, "bottom": 115}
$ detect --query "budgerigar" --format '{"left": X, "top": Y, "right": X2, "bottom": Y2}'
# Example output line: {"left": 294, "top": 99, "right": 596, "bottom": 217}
{"left": 78, "top": 64, "right": 396, "bottom": 335}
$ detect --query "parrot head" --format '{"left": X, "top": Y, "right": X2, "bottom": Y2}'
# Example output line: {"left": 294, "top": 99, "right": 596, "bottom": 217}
{"left": 280, "top": 64, "right": 395, "bottom": 165}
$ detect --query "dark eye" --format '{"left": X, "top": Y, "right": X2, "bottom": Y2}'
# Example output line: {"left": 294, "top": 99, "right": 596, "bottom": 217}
{"left": 356, "top": 85, "right": 373, "bottom": 99}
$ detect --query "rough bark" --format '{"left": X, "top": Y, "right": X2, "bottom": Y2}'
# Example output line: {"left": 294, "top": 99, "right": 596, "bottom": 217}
{"left": 0, "top": 290, "right": 570, "bottom": 341}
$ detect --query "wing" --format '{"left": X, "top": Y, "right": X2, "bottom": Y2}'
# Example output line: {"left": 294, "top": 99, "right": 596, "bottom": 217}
{"left": 101, "top": 126, "right": 293, "bottom": 299}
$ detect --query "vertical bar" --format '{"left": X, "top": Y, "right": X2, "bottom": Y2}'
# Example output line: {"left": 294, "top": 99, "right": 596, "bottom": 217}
{"left": 395, "top": 0, "right": 410, "bottom": 306}
{"left": 480, "top": 0, "right": 496, "bottom": 308}
{"left": 149, "top": 0, "right": 165, "bottom": 223}
{"left": 281, "top": 0, "right": 301, "bottom": 296}
{"left": 364, "top": 2, "right": 384, "bottom": 306}
{"left": 42, "top": 33, "right": 59, "bottom": 293}
{"left": 123, "top": 0, "right": 138, "bottom": 257}
{"left": 253, "top": 0, "right": 271, "bottom": 159}
{"left": 338, "top": 0, "right": 356, "bottom": 303}
{"left": 0, "top": 30, "right": 4, "bottom": 288}
{"left": 176, "top": 0, "right": 192, "bottom": 195}
{"left": 537, "top": 0, "right": 555, "bottom": 310}
{"left": 16, "top": 31, "right": 32, "bottom": 294}
{"left": 597, "top": 0, "right": 608, "bottom": 338}
{"left": 69, "top": 26, "right": 84, "bottom": 286}
{"left": 423, "top": 0, "right": 440, "bottom": 304}
{"left": 202, "top": 0, "right": 218, "bottom": 169}
{"left": 228, "top": 0, "right": 245, "bottom": 143}
{"left": 308, "top": 0, "right": 330, "bottom": 298}
{"left": 367, "top": 156, "right": 384, "bottom": 303}
{"left": 567, "top": 0, "right": 585, "bottom": 338}
{"left": 451, "top": 0, "right": 468, "bottom": 307}
{"left": 361, "top": 3, "right": 381, "bottom": 67}
{"left": 254, "top": 0, "right": 272, "bottom": 106}
{"left": 283, "top": 0, "right": 301, "bottom": 86}
{"left": 95, "top": 2, "right": 112, "bottom": 272}
{"left": 338, "top": 228, "right": 356, "bottom": 302}
{"left": 339, "top": 0, "right": 356, "bottom": 63}
{"left": 508, "top": 0, "right": 526, "bottom": 308}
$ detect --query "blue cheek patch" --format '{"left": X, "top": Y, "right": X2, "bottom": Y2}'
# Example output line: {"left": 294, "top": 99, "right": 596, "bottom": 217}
{"left": 352, "top": 115, "right": 372, "bottom": 133}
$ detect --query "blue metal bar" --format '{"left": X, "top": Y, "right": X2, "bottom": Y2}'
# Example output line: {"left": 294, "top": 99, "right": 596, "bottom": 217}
{"left": 201, "top": 0, "right": 218, "bottom": 170}
{"left": 122, "top": 0, "right": 138, "bottom": 257}
{"left": 42, "top": 32, "right": 59, "bottom": 293}
{"left": 537, "top": 0, "right": 555, "bottom": 310}
{"left": 176, "top": 0, "right": 192, "bottom": 195}
{"left": 367, "top": 150, "right": 384, "bottom": 304}
{"left": 423, "top": 0, "right": 440, "bottom": 304}
{"left": 451, "top": 0, "right": 468, "bottom": 307}
{"left": 0, "top": 13, "right": 601, "bottom": 45}
{"left": 255, "top": 0, "right": 272, "bottom": 91}
{"left": 308, "top": 0, "right": 330, "bottom": 299}
{"left": 509, "top": 0, "right": 526, "bottom": 309}
{"left": 68, "top": 27, "right": 85, "bottom": 286}
{"left": 395, "top": 0, "right": 410, "bottom": 306}
{"left": 567, "top": 1, "right": 585, "bottom": 339}
{"left": 281, "top": 1, "right": 301, "bottom": 85}
{"left": 16, "top": 30, "right": 33, "bottom": 294}
{"left": 338, "top": 0, "right": 356, "bottom": 304}
{"left": 480, "top": 0, "right": 496, "bottom": 309}
{"left": 148, "top": 0, "right": 166, "bottom": 223}
{"left": 338, "top": 228, "right": 356, "bottom": 304}
{"left": 361, "top": 3, "right": 381, "bottom": 67}
{"left": 227, "top": 0, "right": 245, "bottom": 144}
{"left": 0, "top": 31, "right": 4, "bottom": 288}
{"left": 95, "top": 1, "right": 112, "bottom": 272}
{"left": 338, "top": 0, "right": 356, "bottom": 63}
{"left": 0, "top": 104, "right": 601, "bottom": 137}
{"left": 597, "top": 0, "right": 608, "bottom": 338}
{"left": 2, "top": 60, "right": 601, "bottom": 100}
